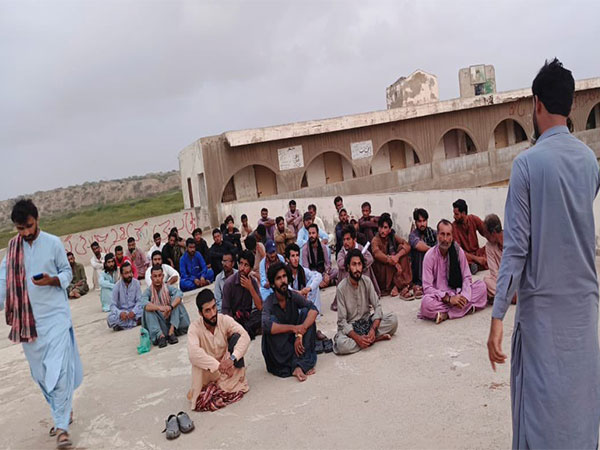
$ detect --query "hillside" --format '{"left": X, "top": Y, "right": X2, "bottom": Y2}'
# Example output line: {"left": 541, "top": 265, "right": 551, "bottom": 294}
{"left": 0, "top": 171, "right": 180, "bottom": 227}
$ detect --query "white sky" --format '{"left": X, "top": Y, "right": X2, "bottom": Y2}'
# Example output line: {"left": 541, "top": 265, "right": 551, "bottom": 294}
{"left": 1, "top": 0, "right": 599, "bottom": 200}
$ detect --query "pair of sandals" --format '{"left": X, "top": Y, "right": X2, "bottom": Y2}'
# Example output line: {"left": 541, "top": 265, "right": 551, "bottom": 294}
{"left": 315, "top": 338, "right": 333, "bottom": 354}
{"left": 49, "top": 415, "right": 73, "bottom": 449}
{"left": 392, "top": 286, "right": 423, "bottom": 301}
{"left": 163, "top": 412, "right": 195, "bottom": 440}
{"left": 158, "top": 333, "right": 178, "bottom": 348}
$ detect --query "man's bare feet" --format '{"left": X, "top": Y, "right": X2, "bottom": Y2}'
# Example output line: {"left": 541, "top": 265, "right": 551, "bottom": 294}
{"left": 436, "top": 312, "right": 449, "bottom": 324}
{"left": 306, "top": 368, "right": 316, "bottom": 376}
{"left": 374, "top": 333, "right": 392, "bottom": 342}
{"left": 390, "top": 286, "right": 399, "bottom": 297}
{"left": 293, "top": 367, "right": 307, "bottom": 382}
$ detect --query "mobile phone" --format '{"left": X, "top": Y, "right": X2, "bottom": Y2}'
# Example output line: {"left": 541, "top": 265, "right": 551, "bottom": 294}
{"left": 33, "top": 273, "right": 44, "bottom": 280}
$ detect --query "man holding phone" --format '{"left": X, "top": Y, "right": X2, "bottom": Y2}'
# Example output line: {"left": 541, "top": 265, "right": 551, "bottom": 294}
{"left": 0, "top": 199, "right": 83, "bottom": 449}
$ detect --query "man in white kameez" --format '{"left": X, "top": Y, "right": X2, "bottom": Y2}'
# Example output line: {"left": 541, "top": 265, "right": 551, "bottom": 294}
{"left": 488, "top": 59, "right": 600, "bottom": 449}
{"left": 89, "top": 241, "right": 105, "bottom": 290}
{"left": 0, "top": 199, "right": 83, "bottom": 449}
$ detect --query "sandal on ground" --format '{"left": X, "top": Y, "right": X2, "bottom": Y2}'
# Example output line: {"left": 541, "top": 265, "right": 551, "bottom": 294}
{"left": 315, "top": 340, "right": 324, "bottom": 354}
{"left": 399, "top": 287, "right": 415, "bottom": 301}
{"left": 158, "top": 336, "right": 167, "bottom": 348}
{"left": 322, "top": 339, "right": 334, "bottom": 353}
{"left": 50, "top": 414, "right": 73, "bottom": 437}
{"left": 168, "top": 334, "right": 179, "bottom": 345}
{"left": 162, "top": 414, "right": 181, "bottom": 440}
{"left": 413, "top": 287, "right": 424, "bottom": 299}
{"left": 435, "top": 312, "right": 448, "bottom": 325}
{"left": 56, "top": 430, "right": 72, "bottom": 449}
{"left": 176, "top": 411, "right": 195, "bottom": 434}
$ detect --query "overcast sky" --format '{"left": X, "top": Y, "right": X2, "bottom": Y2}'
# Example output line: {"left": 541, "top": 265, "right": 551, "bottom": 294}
{"left": 1, "top": 0, "right": 599, "bottom": 200}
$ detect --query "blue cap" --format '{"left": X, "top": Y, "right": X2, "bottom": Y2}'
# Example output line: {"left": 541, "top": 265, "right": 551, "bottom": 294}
{"left": 265, "top": 239, "right": 276, "bottom": 253}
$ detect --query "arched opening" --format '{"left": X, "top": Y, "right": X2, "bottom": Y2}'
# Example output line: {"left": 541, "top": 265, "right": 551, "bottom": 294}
{"left": 370, "top": 140, "right": 420, "bottom": 175}
{"left": 221, "top": 164, "right": 278, "bottom": 203}
{"left": 492, "top": 119, "right": 527, "bottom": 149}
{"left": 434, "top": 129, "right": 478, "bottom": 160}
{"left": 586, "top": 103, "right": 600, "bottom": 130}
{"left": 301, "top": 151, "right": 355, "bottom": 189}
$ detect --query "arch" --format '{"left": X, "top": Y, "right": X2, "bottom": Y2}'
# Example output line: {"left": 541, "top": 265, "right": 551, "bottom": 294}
{"left": 300, "top": 150, "right": 355, "bottom": 189}
{"left": 586, "top": 102, "right": 600, "bottom": 130}
{"left": 433, "top": 127, "right": 479, "bottom": 160}
{"left": 370, "top": 138, "right": 421, "bottom": 175}
{"left": 491, "top": 118, "right": 528, "bottom": 149}
{"left": 220, "top": 164, "right": 278, "bottom": 203}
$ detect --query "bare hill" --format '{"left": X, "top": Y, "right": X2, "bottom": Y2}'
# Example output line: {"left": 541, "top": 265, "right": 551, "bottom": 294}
{"left": 0, "top": 171, "right": 180, "bottom": 227}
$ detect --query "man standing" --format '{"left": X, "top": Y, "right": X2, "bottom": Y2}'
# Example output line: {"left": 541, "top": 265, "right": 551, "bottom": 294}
{"left": 301, "top": 224, "right": 337, "bottom": 289}
{"left": 144, "top": 251, "right": 179, "bottom": 288}
{"left": 99, "top": 253, "right": 118, "bottom": 312}
{"left": 409, "top": 208, "right": 437, "bottom": 291}
{"left": 180, "top": 238, "right": 214, "bottom": 292}
{"left": 371, "top": 214, "right": 413, "bottom": 299}
{"left": 66, "top": 252, "right": 89, "bottom": 299}
{"left": 214, "top": 252, "right": 237, "bottom": 312}
{"left": 115, "top": 245, "right": 138, "bottom": 278}
{"left": 0, "top": 199, "right": 83, "bottom": 448}
{"left": 187, "top": 290, "right": 251, "bottom": 412}
{"left": 209, "top": 228, "right": 237, "bottom": 276}
{"left": 127, "top": 237, "right": 149, "bottom": 280}
{"left": 274, "top": 216, "right": 296, "bottom": 255}
{"left": 452, "top": 199, "right": 489, "bottom": 274}
{"left": 285, "top": 200, "right": 302, "bottom": 235}
{"left": 488, "top": 59, "right": 600, "bottom": 449}
{"left": 147, "top": 233, "right": 164, "bottom": 260}
{"left": 259, "top": 240, "right": 285, "bottom": 300}
{"left": 141, "top": 265, "right": 190, "bottom": 348}
{"left": 261, "top": 262, "right": 318, "bottom": 382}
{"left": 90, "top": 241, "right": 105, "bottom": 290}
{"left": 419, "top": 220, "right": 487, "bottom": 324}
{"left": 107, "top": 262, "right": 143, "bottom": 331}
{"left": 222, "top": 250, "right": 263, "bottom": 339}
{"left": 358, "top": 202, "right": 379, "bottom": 243}
{"left": 333, "top": 249, "right": 398, "bottom": 355}
{"left": 257, "top": 208, "right": 276, "bottom": 241}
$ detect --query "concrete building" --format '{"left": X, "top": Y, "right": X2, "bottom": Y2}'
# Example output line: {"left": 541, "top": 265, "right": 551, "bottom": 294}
{"left": 459, "top": 64, "right": 497, "bottom": 97}
{"left": 179, "top": 72, "right": 600, "bottom": 228}
{"left": 386, "top": 69, "right": 439, "bottom": 109}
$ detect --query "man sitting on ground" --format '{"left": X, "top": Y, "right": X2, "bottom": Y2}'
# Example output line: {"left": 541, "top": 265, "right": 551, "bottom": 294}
{"left": 162, "top": 233, "right": 182, "bottom": 273}
{"left": 141, "top": 265, "right": 191, "bottom": 347}
{"left": 452, "top": 198, "right": 489, "bottom": 274}
{"left": 187, "top": 290, "right": 250, "bottom": 412}
{"left": 308, "top": 204, "right": 328, "bottom": 239}
{"left": 147, "top": 232, "right": 164, "bottom": 260}
{"left": 214, "top": 252, "right": 237, "bottom": 312}
{"left": 261, "top": 262, "right": 318, "bottom": 382}
{"left": 409, "top": 208, "right": 437, "bottom": 288}
{"left": 90, "top": 241, "right": 105, "bottom": 290}
{"left": 483, "top": 214, "right": 516, "bottom": 305}
{"left": 285, "top": 243, "right": 322, "bottom": 313}
{"left": 180, "top": 238, "right": 214, "bottom": 292}
{"left": 257, "top": 208, "right": 276, "bottom": 241}
{"left": 336, "top": 225, "right": 380, "bottom": 297}
{"left": 274, "top": 216, "right": 296, "bottom": 255}
{"left": 144, "top": 251, "right": 179, "bottom": 288}
{"left": 244, "top": 235, "right": 265, "bottom": 280}
{"left": 127, "top": 237, "right": 149, "bottom": 280}
{"left": 99, "top": 252, "right": 118, "bottom": 312}
{"left": 350, "top": 218, "right": 368, "bottom": 246}
{"left": 301, "top": 224, "right": 337, "bottom": 288}
{"left": 333, "top": 249, "right": 398, "bottom": 355}
{"left": 371, "top": 214, "right": 415, "bottom": 299}
{"left": 334, "top": 208, "right": 350, "bottom": 257}
{"left": 107, "top": 262, "right": 143, "bottom": 331}
{"left": 296, "top": 212, "right": 329, "bottom": 249}
{"left": 209, "top": 228, "right": 237, "bottom": 276}
{"left": 240, "top": 214, "right": 253, "bottom": 240}
{"left": 285, "top": 199, "right": 302, "bottom": 235}
{"left": 253, "top": 224, "right": 267, "bottom": 245}
{"left": 67, "top": 252, "right": 89, "bottom": 299}
{"left": 259, "top": 240, "right": 285, "bottom": 300}
{"left": 419, "top": 220, "right": 488, "bottom": 324}
{"left": 358, "top": 201, "right": 379, "bottom": 243}
{"left": 222, "top": 250, "right": 263, "bottom": 339}
{"left": 192, "top": 228, "right": 211, "bottom": 265}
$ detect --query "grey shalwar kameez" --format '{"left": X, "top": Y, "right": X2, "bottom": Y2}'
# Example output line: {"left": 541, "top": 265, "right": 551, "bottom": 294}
{"left": 493, "top": 126, "right": 600, "bottom": 449}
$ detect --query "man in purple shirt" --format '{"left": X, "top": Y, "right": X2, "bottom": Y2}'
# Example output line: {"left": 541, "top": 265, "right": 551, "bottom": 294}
{"left": 257, "top": 208, "right": 276, "bottom": 241}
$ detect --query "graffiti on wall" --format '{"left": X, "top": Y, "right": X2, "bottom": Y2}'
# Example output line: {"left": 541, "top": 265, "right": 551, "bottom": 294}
{"left": 61, "top": 211, "right": 197, "bottom": 258}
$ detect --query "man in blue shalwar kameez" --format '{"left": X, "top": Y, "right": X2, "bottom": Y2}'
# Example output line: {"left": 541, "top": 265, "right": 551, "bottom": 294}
{"left": 488, "top": 59, "right": 600, "bottom": 449}
{"left": 0, "top": 199, "right": 83, "bottom": 449}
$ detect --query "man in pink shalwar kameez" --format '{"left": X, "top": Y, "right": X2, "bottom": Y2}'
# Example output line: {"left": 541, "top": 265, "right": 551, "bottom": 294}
{"left": 419, "top": 219, "right": 487, "bottom": 324}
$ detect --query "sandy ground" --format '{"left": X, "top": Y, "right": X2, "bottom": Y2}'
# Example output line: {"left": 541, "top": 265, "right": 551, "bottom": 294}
{"left": 0, "top": 267, "right": 523, "bottom": 449}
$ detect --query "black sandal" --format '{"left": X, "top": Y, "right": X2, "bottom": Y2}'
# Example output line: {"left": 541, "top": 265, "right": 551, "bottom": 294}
{"left": 50, "top": 414, "right": 73, "bottom": 437}
{"left": 56, "top": 430, "right": 72, "bottom": 449}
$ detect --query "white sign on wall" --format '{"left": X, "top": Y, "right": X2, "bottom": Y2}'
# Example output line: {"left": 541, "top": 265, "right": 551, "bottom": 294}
{"left": 351, "top": 140, "right": 373, "bottom": 160}
{"left": 278, "top": 145, "right": 304, "bottom": 170}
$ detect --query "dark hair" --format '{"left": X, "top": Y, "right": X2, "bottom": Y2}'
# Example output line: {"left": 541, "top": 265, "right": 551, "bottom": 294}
{"left": 261, "top": 208, "right": 268, "bottom": 213}
{"left": 212, "top": 228, "right": 221, "bottom": 236}
{"left": 225, "top": 215, "right": 234, "bottom": 224}
{"left": 196, "top": 289, "right": 215, "bottom": 311}
{"left": 244, "top": 235, "right": 257, "bottom": 251}
{"left": 342, "top": 225, "right": 356, "bottom": 240}
{"left": 378, "top": 214, "right": 392, "bottom": 228}
{"left": 289, "top": 199, "right": 296, "bottom": 206}
{"left": 192, "top": 228, "right": 202, "bottom": 236}
{"left": 484, "top": 214, "right": 502, "bottom": 234}
{"left": 338, "top": 208, "right": 347, "bottom": 217}
{"left": 307, "top": 223, "right": 319, "bottom": 233}
{"left": 91, "top": 241, "right": 99, "bottom": 248}
{"left": 120, "top": 261, "right": 132, "bottom": 274}
{"left": 532, "top": 58, "right": 574, "bottom": 117}
{"left": 344, "top": 248, "right": 365, "bottom": 269}
{"left": 170, "top": 227, "right": 178, "bottom": 234}
{"left": 437, "top": 219, "right": 453, "bottom": 231}
{"left": 413, "top": 208, "right": 429, "bottom": 221}
{"left": 222, "top": 251, "right": 234, "bottom": 261}
{"left": 276, "top": 216, "right": 284, "bottom": 225}
{"left": 267, "top": 261, "right": 290, "bottom": 286}
{"left": 334, "top": 196, "right": 343, "bottom": 205}
{"left": 241, "top": 214, "right": 248, "bottom": 221}
{"left": 66, "top": 251, "right": 74, "bottom": 257}
{"left": 452, "top": 199, "right": 468, "bottom": 214}
{"left": 104, "top": 252, "right": 115, "bottom": 263}
{"left": 303, "top": 211, "right": 312, "bottom": 222}
{"left": 361, "top": 201, "right": 371, "bottom": 209}
{"left": 168, "top": 233, "right": 177, "bottom": 240}
{"left": 186, "top": 237, "right": 195, "bottom": 247}
{"left": 150, "top": 264, "right": 163, "bottom": 274}
{"left": 238, "top": 249, "right": 255, "bottom": 268}
{"left": 127, "top": 237, "right": 135, "bottom": 244}
{"left": 11, "top": 199, "right": 38, "bottom": 225}
{"left": 114, "top": 245, "right": 123, "bottom": 252}
{"left": 153, "top": 232, "right": 161, "bottom": 239}
{"left": 308, "top": 204, "right": 316, "bottom": 212}
{"left": 285, "top": 243, "right": 300, "bottom": 259}
{"left": 256, "top": 224, "right": 266, "bottom": 236}
{"left": 151, "top": 250, "right": 162, "bottom": 259}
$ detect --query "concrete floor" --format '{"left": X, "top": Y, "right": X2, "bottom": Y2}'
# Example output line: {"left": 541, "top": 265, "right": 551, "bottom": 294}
{"left": 0, "top": 270, "right": 518, "bottom": 449}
